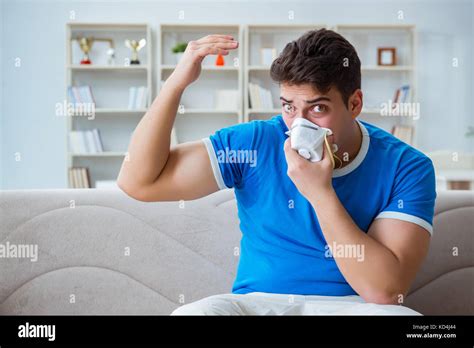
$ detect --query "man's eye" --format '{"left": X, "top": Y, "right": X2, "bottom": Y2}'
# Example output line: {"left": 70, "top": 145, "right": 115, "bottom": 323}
{"left": 282, "top": 104, "right": 294, "bottom": 113}
{"left": 312, "top": 104, "right": 328, "bottom": 113}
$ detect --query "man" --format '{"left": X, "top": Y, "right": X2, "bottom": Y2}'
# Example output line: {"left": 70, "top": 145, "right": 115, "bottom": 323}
{"left": 117, "top": 29, "right": 436, "bottom": 315}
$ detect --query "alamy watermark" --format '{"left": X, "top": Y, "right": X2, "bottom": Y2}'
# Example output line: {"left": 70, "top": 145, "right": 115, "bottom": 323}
{"left": 0, "top": 241, "right": 38, "bottom": 262}
{"left": 325, "top": 241, "right": 365, "bottom": 262}
{"left": 18, "top": 322, "right": 55, "bottom": 341}
{"left": 55, "top": 100, "right": 96, "bottom": 120}
{"left": 380, "top": 100, "right": 420, "bottom": 120}
{"left": 216, "top": 147, "right": 257, "bottom": 168}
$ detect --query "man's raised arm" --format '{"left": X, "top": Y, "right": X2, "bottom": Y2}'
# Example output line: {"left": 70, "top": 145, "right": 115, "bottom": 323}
{"left": 117, "top": 35, "right": 238, "bottom": 201}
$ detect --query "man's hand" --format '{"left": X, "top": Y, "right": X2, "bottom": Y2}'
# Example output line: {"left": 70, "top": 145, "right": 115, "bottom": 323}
{"left": 283, "top": 136, "right": 334, "bottom": 199}
{"left": 167, "top": 34, "right": 239, "bottom": 90}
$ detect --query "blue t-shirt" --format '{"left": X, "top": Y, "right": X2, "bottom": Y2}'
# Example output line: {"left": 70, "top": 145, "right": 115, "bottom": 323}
{"left": 202, "top": 115, "right": 436, "bottom": 296}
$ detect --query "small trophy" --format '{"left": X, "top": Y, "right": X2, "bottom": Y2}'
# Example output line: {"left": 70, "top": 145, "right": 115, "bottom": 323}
{"left": 107, "top": 48, "right": 116, "bottom": 66}
{"left": 78, "top": 37, "right": 93, "bottom": 64}
{"left": 125, "top": 39, "right": 146, "bottom": 65}
{"left": 73, "top": 36, "right": 114, "bottom": 65}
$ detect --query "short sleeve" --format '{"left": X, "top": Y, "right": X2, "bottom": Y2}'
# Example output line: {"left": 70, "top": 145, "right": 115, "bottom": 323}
{"left": 375, "top": 153, "right": 437, "bottom": 235}
{"left": 202, "top": 121, "right": 257, "bottom": 190}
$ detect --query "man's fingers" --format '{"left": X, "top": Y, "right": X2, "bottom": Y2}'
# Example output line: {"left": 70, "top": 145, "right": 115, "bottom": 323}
{"left": 195, "top": 47, "right": 229, "bottom": 57}
{"left": 197, "top": 34, "right": 235, "bottom": 43}
{"left": 283, "top": 138, "right": 299, "bottom": 161}
{"left": 189, "top": 34, "right": 239, "bottom": 58}
{"left": 196, "top": 38, "right": 236, "bottom": 45}
{"left": 198, "top": 42, "right": 239, "bottom": 50}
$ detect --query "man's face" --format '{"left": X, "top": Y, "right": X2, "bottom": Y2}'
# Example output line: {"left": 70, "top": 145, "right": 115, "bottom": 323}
{"left": 279, "top": 83, "right": 361, "bottom": 140}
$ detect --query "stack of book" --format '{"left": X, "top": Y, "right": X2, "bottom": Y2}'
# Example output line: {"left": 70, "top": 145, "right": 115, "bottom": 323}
{"left": 128, "top": 86, "right": 148, "bottom": 110}
{"left": 392, "top": 125, "right": 414, "bottom": 145}
{"left": 248, "top": 83, "right": 274, "bottom": 109}
{"left": 69, "top": 167, "right": 91, "bottom": 188}
{"left": 69, "top": 129, "right": 104, "bottom": 153}
{"left": 67, "top": 85, "right": 96, "bottom": 106}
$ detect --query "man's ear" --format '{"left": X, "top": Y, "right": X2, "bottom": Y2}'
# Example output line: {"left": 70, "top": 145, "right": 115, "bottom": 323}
{"left": 348, "top": 89, "right": 363, "bottom": 119}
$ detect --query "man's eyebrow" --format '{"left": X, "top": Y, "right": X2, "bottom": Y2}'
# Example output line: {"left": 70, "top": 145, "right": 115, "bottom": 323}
{"left": 279, "top": 96, "right": 331, "bottom": 103}
{"left": 305, "top": 96, "right": 331, "bottom": 103}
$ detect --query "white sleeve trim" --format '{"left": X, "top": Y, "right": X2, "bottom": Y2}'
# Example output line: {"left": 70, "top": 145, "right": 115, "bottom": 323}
{"left": 375, "top": 211, "right": 433, "bottom": 235}
{"left": 201, "top": 137, "right": 227, "bottom": 190}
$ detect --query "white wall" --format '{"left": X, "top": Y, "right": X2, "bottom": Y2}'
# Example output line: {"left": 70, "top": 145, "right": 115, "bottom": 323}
{"left": 1, "top": 0, "right": 473, "bottom": 189}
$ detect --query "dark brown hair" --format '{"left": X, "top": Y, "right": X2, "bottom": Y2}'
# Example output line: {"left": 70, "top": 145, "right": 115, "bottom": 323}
{"left": 270, "top": 28, "right": 361, "bottom": 107}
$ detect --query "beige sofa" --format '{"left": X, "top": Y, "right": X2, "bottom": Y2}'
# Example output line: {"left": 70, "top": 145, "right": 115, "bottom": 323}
{"left": 0, "top": 189, "right": 472, "bottom": 315}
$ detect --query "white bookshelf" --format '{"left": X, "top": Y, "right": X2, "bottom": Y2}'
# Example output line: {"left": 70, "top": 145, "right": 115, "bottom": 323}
{"left": 63, "top": 22, "right": 418, "bottom": 188}
{"left": 333, "top": 24, "right": 417, "bottom": 144}
{"left": 66, "top": 22, "right": 152, "bottom": 188}
{"left": 158, "top": 24, "right": 243, "bottom": 144}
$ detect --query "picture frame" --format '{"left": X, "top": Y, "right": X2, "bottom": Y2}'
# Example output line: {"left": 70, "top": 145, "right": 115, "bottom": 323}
{"left": 377, "top": 47, "right": 397, "bottom": 66}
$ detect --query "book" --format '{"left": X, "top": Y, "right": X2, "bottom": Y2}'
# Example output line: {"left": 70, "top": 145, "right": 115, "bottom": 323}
{"left": 82, "top": 168, "right": 91, "bottom": 188}
{"left": 69, "top": 167, "right": 91, "bottom": 188}
{"left": 68, "top": 169, "right": 75, "bottom": 188}
{"left": 85, "top": 131, "right": 96, "bottom": 153}
{"left": 128, "top": 87, "right": 137, "bottom": 109}
{"left": 392, "top": 85, "right": 410, "bottom": 105}
{"left": 128, "top": 86, "right": 148, "bottom": 110}
{"left": 92, "top": 129, "right": 104, "bottom": 152}
{"left": 69, "top": 129, "right": 104, "bottom": 154}
{"left": 248, "top": 83, "right": 274, "bottom": 109}
{"left": 68, "top": 85, "right": 96, "bottom": 106}
{"left": 400, "top": 85, "right": 410, "bottom": 103}
{"left": 73, "top": 167, "right": 82, "bottom": 188}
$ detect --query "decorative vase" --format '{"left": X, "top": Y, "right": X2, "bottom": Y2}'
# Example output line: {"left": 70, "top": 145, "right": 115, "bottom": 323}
{"left": 215, "top": 54, "right": 225, "bottom": 66}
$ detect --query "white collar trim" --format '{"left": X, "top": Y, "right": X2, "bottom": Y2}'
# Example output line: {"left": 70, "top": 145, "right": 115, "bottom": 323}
{"left": 332, "top": 120, "right": 370, "bottom": 178}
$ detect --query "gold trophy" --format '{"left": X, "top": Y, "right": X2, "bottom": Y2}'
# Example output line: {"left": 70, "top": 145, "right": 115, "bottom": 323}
{"left": 72, "top": 36, "right": 114, "bottom": 65}
{"left": 78, "top": 37, "right": 93, "bottom": 64}
{"left": 125, "top": 39, "right": 146, "bottom": 65}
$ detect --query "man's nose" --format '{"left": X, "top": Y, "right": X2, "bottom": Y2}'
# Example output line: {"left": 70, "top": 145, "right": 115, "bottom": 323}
{"left": 294, "top": 115, "right": 315, "bottom": 124}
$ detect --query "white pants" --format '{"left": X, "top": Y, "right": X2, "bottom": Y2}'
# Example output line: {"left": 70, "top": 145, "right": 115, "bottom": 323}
{"left": 170, "top": 292, "right": 421, "bottom": 315}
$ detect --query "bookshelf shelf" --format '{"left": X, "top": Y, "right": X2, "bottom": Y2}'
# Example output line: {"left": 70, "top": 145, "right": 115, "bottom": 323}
{"left": 66, "top": 22, "right": 151, "bottom": 188}
{"left": 161, "top": 64, "right": 238, "bottom": 71}
{"left": 68, "top": 65, "right": 149, "bottom": 71}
